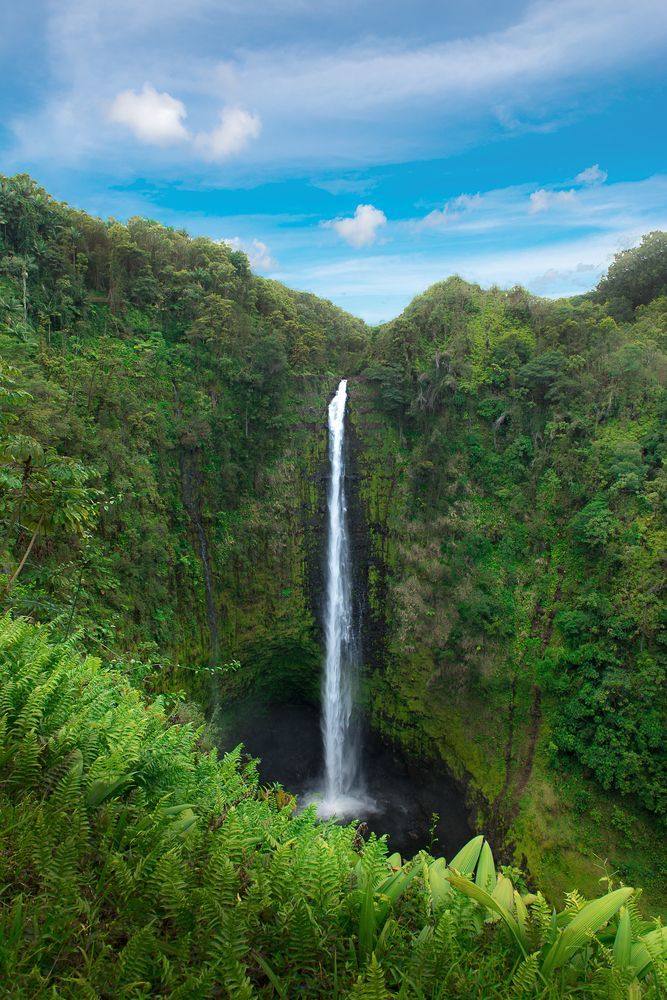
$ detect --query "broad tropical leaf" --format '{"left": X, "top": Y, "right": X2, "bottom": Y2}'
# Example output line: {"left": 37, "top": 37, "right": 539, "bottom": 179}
{"left": 540, "top": 888, "right": 633, "bottom": 977}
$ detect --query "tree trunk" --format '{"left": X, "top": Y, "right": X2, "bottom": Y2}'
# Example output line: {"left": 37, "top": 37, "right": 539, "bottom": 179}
{"left": 6, "top": 514, "right": 44, "bottom": 591}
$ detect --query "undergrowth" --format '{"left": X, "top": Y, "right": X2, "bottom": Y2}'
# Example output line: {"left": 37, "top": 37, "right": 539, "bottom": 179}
{"left": 0, "top": 615, "right": 665, "bottom": 997}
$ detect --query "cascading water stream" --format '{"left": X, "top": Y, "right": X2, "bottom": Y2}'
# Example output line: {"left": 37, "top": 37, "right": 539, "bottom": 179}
{"left": 221, "top": 377, "right": 471, "bottom": 848}
{"left": 318, "top": 379, "right": 369, "bottom": 818}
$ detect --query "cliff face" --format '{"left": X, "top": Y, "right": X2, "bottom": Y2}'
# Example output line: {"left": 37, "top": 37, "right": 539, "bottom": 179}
{"left": 233, "top": 376, "right": 631, "bottom": 903}
{"left": 194, "top": 377, "right": 339, "bottom": 705}
{"left": 344, "top": 364, "right": 665, "bottom": 910}
{"left": 2, "top": 177, "right": 664, "bottom": 911}
{"left": 210, "top": 377, "right": 372, "bottom": 706}
{"left": 348, "top": 376, "right": 511, "bottom": 784}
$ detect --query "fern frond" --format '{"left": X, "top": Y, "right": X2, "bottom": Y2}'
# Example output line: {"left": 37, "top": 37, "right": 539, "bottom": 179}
{"left": 350, "top": 954, "right": 392, "bottom": 999}
{"left": 510, "top": 952, "right": 540, "bottom": 996}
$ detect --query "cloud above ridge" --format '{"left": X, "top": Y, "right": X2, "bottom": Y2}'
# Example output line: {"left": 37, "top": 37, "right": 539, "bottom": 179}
{"left": 326, "top": 204, "right": 387, "bottom": 247}
{"left": 575, "top": 163, "right": 608, "bottom": 185}
{"left": 108, "top": 84, "right": 190, "bottom": 145}
{"left": 196, "top": 107, "right": 262, "bottom": 161}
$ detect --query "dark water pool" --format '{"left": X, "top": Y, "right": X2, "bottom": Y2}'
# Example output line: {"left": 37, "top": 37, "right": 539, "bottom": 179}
{"left": 217, "top": 698, "right": 474, "bottom": 860}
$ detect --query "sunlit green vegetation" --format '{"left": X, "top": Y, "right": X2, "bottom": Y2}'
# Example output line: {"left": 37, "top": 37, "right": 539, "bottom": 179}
{"left": 1, "top": 616, "right": 665, "bottom": 997}
{"left": 0, "top": 175, "right": 665, "bottom": 992}
{"left": 355, "top": 236, "right": 666, "bottom": 906}
{"left": 0, "top": 173, "right": 366, "bottom": 664}
{"left": 362, "top": 246, "right": 666, "bottom": 819}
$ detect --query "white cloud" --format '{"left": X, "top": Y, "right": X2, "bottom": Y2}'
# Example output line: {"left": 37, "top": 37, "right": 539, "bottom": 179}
{"left": 106, "top": 85, "right": 261, "bottom": 162}
{"left": 220, "top": 236, "right": 276, "bottom": 271}
{"left": 528, "top": 188, "right": 577, "bottom": 213}
{"left": 107, "top": 85, "right": 260, "bottom": 162}
{"left": 422, "top": 192, "right": 483, "bottom": 227}
{"left": 196, "top": 107, "right": 261, "bottom": 161}
{"left": 326, "top": 204, "right": 387, "bottom": 247}
{"left": 273, "top": 173, "right": 667, "bottom": 321}
{"left": 108, "top": 83, "right": 189, "bottom": 145}
{"left": 576, "top": 163, "right": 608, "bottom": 185}
{"left": 7, "top": 0, "right": 667, "bottom": 173}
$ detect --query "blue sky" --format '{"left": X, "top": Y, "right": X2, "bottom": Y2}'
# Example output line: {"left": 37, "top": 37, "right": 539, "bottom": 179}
{"left": 2, "top": 1, "right": 667, "bottom": 323}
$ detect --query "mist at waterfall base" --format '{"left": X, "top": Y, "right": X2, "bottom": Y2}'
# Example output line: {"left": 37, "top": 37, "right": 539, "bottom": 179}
{"left": 217, "top": 379, "right": 472, "bottom": 859}
{"left": 218, "top": 697, "right": 472, "bottom": 860}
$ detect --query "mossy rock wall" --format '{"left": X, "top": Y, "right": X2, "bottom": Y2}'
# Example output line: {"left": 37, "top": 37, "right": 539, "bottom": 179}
{"left": 346, "top": 379, "right": 666, "bottom": 913}
{"left": 193, "top": 376, "right": 340, "bottom": 704}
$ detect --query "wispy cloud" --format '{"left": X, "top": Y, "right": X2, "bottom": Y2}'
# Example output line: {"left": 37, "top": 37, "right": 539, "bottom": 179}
{"left": 530, "top": 260, "right": 600, "bottom": 294}
{"left": 204, "top": 0, "right": 667, "bottom": 167}
{"left": 528, "top": 188, "right": 577, "bottom": 213}
{"left": 421, "top": 193, "right": 483, "bottom": 227}
{"left": 6, "top": 0, "right": 667, "bottom": 172}
{"left": 220, "top": 1, "right": 666, "bottom": 112}
{"left": 413, "top": 166, "right": 618, "bottom": 231}
{"left": 313, "top": 177, "right": 377, "bottom": 196}
{"left": 575, "top": 163, "right": 608, "bottom": 186}
{"left": 527, "top": 163, "right": 608, "bottom": 213}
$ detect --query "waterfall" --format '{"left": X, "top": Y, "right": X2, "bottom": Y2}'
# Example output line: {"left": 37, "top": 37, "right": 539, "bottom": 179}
{"left": 319, "top": 379, "right": 363, "bottom": 815}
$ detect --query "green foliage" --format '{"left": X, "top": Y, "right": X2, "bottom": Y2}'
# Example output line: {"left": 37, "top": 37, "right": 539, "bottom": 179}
{"left": 362, "top": 250, "right": 666, "bottom": 832}
{"left": 1, "top": 615, "right": 665, "bottom": 997}
{"left": 0, "top": 173, "right": 367, "bottom": 667}
{"left": 597, "top": 232, "right": 667, "bottom": 316}
{"left": 1, "top": 173, "right": 665, "bottom": 960}
{"left": 570, "top": 495, "right": 618, "bottom": 548}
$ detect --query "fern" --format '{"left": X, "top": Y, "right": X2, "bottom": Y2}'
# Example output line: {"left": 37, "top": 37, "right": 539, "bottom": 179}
{"left": 283, "top": 897, "right": 323, "bottom": 968}
{"left": 0, "top": 615, "right": 661, "bottom": 999}
{"left": 510, "top": 952, "right": 541, "bottom": 997}
{"left": 202, "top": 845, "right": 239, "bottom": 905}
{"left": 563, "top": 888, "right": 587, "bottom": 915}
{"left": 117, "top": 923, "right": 157, "bottom": 989}
{"left": 9, "top": 729, "right": 41, "bottom": 790}
{"left": 350, "top": 954, "right": 392, "bottom": 999}
{"left": 527, "top": 891, "right": 553, "bottom": 951}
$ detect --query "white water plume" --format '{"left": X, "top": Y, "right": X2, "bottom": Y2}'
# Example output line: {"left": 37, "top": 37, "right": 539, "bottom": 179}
{"left": 316, "top": 379, "right": 372, "bottom": 819}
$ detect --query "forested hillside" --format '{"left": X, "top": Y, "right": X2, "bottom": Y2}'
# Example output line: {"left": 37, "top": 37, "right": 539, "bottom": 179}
{"left": 0, "top": 174, "right": 366, "bottom": 678}
{"left": 349, "top": 236, "right": 666, "bottom": 903}
{"left": 1, "top": 175, "right": 666, "bottom": 993}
